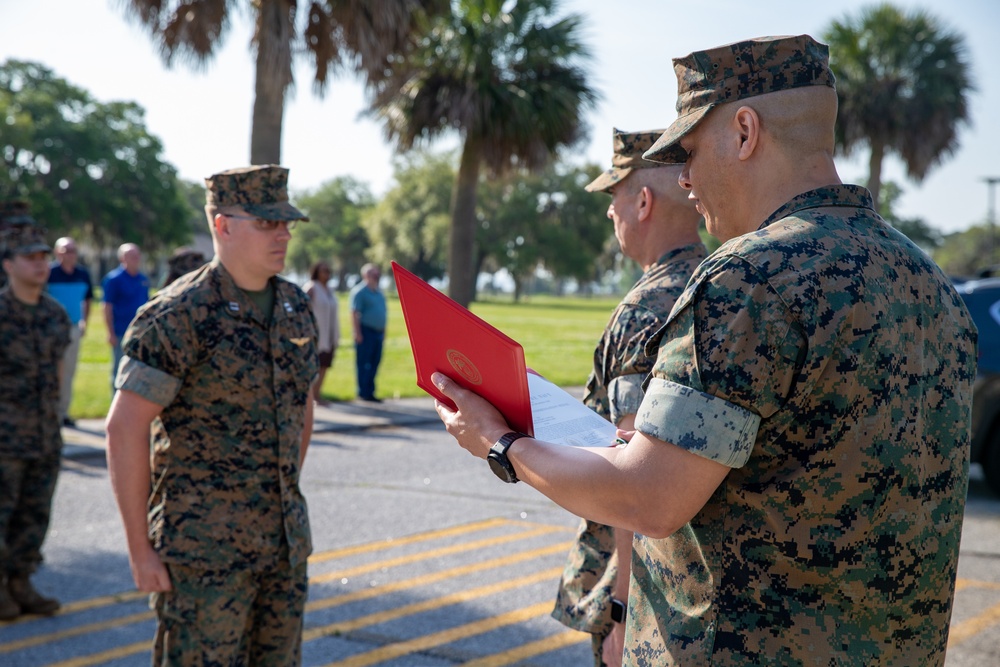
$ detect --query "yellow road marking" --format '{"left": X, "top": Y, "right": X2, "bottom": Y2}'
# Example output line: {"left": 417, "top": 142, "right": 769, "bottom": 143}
{"left": 460, "top": 629, "right": 590, "bottom": 667}
{"left": 955, "top": 577, "right": 1000, "bottom": 592}
{"left": 0, "top": 517, "right": 532, "bottom": 629}
{"left": 0, "top": 610, "right": 153, "bottom": 654}
{"left": 46, "top": 641, "right": 150, "bottom": 667}
{"left": 307, "top": 541, "right": 572, "bottom": 613}
{"left": 304, "top": 567, "right": 562, "bottom": 640}
{"left": 309, "top": 517, "right": 512, "bottom": 564}
{"left": 0, "top": 590, "right": 146, "bottom": 628}
{"left": 309, "top": 524, "right": 564, "bottom": 585}
{"left": 948, "top": 600, "right": 1000, "bottom": 647}
{"left": 320, "top": 601, "right": 554, "bottom": 667}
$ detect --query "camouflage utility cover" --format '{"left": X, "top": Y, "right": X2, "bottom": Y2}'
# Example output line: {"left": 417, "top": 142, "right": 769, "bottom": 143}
{"left": 117, "top": 260, "right": 319, "bottom": 569}
{"left": 628, "top": 185, "right": 977, "bottom": 666}
{"left": 0, "top": 289, "right": 71, "bottom": 458}
{"left": 204, "top": 165, "right": 309, "bottom": 222}
{"left": 1, "top": 222, "right": 51, "bottom": 256}
{"left": 552, "top": 243, "right": 707, "bottom": 640}
{"left": 585, "top": 128, "right": 670, "bottom": 194}
{"left": 645, "top": 34, "right": 835, "bottom": 164}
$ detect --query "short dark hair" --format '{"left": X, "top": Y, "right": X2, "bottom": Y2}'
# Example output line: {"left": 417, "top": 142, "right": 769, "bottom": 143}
{"left": 310, "top": 261, "right": 330, "bottom": 281}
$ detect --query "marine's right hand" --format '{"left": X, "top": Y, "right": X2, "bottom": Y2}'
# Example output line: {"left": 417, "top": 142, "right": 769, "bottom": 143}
{"left": 128, "top": 543, "right": 172, "bottom": 593}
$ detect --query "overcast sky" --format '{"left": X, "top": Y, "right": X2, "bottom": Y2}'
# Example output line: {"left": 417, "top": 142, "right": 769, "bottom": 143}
{"left": 2, "top": 0, "right": 998, "bottom": 234}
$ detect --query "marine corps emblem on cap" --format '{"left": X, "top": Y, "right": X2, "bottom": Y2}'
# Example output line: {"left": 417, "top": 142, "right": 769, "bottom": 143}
{"left": 204, "top": 165, "right": 309, "bottom": 222}
{"left": 0, "top": 200, "right": 38, "bottom": 228}
{"left": 585, "top": 128, "right": 670, "bottom": 194}
{"left": 644, "top": 34, "right": 836, "bottom": 164}
{"left": 1, "top": 222, "right": 51, "bottom": 255}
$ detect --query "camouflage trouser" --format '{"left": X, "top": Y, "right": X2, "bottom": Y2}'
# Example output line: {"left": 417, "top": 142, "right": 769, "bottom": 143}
{"left": 0, "top": 453, "right": 61, "bottom": 576}
{"left": 151, "top": 559, "right": 307, "bottom": 666}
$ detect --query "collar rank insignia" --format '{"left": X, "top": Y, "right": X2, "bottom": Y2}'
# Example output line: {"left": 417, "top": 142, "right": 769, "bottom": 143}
{"left": 228, "top": 302, "right": 240, "bottom": 311}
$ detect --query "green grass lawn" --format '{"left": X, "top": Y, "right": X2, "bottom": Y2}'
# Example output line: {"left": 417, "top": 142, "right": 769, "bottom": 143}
{"left": 69, "top": 291, "right": 619, "bottom": 419}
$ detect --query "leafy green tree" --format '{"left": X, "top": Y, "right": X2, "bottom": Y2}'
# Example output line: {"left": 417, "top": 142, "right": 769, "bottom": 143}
{"left": 288, "top": 176, "right": 374, "bottom": 289}
{"left": 362, "top": 150, "right": 453, "bottom": 282}
{"left": 823, "top": 3, "right": 974, "bottom": 211}
{"left": 367, "top": 0, "right": 598, "bottom": 307}
{"left": 933, "top": 225, "right": 999, "bottom": 279}
{"left": 118, "top": 0, "right": 446, "bottom": 164}
{"left": 0, "top": 59, "right": 190, "bottom": 255}
{"left": 477, "top": 164, "right": 612, "bottom": 301}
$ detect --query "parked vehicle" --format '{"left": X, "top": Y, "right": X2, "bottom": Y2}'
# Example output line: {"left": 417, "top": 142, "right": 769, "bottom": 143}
{"left": 954, "top": 277, "right": 1000, "bottom": 496}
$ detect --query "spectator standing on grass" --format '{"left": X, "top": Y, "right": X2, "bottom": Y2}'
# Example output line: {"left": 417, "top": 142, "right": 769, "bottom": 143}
{"left": 48, "top": 236, "right": 93, "bottom": 427}
{"left": 351, "top": 262, "right": 386, "bottom": 402}
{"left": 102, "top": 242, "right": 149, "bottom": 394}
{"left": 304, "top": 261, "right": 339, "bottom": 406}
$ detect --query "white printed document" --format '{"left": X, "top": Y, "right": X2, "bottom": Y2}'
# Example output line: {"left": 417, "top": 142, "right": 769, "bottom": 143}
{"left": 527, "top": 373, "right": 619, "bottom": 447}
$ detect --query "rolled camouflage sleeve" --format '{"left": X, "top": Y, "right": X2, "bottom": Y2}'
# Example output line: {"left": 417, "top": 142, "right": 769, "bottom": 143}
{"left": 116, "top": 356, "right": 182, "bottom": 407}
{"left": 604, "top": 305, "right": 664, "bottom": 425}
{"left": 117, "top": 302, "right": 195, "bottom": 404}
{"left": 638, "top": 255, "right": 804, "bottom": 466}
{"left": 608, "top": 373, "right": 645, "bottom": 425}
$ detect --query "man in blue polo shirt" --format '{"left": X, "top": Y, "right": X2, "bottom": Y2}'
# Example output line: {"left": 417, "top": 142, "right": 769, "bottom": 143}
{"left": 350, "top": 263, "right": 387, "bottom": 402}
{"left": 102, "top": 243, "right": 149, "bottom": 394}
{"left": 48, "top": 237, "right": 93, "bottom": 426}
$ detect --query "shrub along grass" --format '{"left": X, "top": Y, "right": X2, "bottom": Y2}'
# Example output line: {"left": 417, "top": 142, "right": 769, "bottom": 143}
{"left": 68, "top": 291, "right": 619, "bottom": 419}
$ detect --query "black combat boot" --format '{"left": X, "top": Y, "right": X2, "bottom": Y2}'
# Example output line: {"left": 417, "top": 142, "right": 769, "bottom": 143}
{"left": 7, "top": 575, "right": 59, "bottom": 616}
{"left": 0, "top": 576, "right": 21, "bottom": 620}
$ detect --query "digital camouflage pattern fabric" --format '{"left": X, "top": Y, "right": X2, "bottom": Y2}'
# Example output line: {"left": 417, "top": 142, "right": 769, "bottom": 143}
{"left": 0, "top": 222, "right": 50, "bottom": 256}
{"left": 585, "top": 128, "right": 670, "bottom": 194}
{"left": 0, "top": 289, "right": 70, "bottom": 459}
{"left": 205, "top": 165, "right": 310, "bottom": 222}
{"left": 151, "top": 561, "right": 307, "bottom": 664}
{"left": 117, "top": 259, "right": 318, "bottom": 570}
{"left": 644, "top": 34, "right": 836, "bottom": 164}
{"left": 629, "top": 185, "right": 977, "bottom": 666}
{"left": 552, "top": 243, "right": 707, "bottom": 660}
{"left": 0, "top": 288, "right": 70, "bottom": 576}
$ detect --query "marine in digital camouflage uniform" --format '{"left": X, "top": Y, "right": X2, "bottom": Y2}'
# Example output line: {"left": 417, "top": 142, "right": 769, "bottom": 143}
{"left": 617, "top": 35, "right": 977, "bottom": 666}
{"left": 105, "top": 166, "right": 318, "bottom": 665}
{"left": 431, "top": 34, "right": 977, "bottom": 667}
{"left": 0, "top": 200, "right": 38, "bottom": 291}
{"left": 551, "top": 128, "right": 706, "bottom": 667}
{"left": 0, "top": 209, "right": 71, "bottom": 620}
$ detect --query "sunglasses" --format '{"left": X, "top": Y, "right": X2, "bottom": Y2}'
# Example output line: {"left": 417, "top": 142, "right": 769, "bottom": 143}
{"left": 226, "top": 215, "right": 298, "bottom": 232}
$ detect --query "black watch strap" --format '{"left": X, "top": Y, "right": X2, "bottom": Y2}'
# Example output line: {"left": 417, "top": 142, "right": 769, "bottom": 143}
{"left": 487, "top": 431, "right": 529, "bottom": 483}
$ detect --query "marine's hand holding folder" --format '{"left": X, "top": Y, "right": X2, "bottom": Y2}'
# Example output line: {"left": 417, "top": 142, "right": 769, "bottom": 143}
{"left": 393, "top": 261, "right": 617, "bottom": 448}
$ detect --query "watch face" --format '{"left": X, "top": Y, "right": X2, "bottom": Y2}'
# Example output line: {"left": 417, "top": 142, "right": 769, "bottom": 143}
{"left": 487, "top": 453, "right": 516, "bottom": 483}
{"left": 610, "top": 599, "right": 627, "bottom": 623}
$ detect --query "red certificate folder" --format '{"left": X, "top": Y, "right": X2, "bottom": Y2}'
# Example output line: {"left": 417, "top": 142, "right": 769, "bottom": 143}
{"left": 392, "top": 261, "right": 534, "bottom": 436}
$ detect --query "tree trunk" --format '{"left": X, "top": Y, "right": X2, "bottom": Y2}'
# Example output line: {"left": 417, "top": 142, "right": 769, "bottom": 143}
{"left": 448, "top": 137, "right": 482, "bottom": 308}
{"left": 250, "top": 0, "right": 295, "bottom": 165}
{"left": 867, "top": 140, "right": 885, "bottom": 215}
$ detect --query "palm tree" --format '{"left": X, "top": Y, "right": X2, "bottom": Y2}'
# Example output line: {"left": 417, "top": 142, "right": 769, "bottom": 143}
{"left": 366, "top": 0, "right": 597, "bottom": 307}
{"left": 823, "top": 3, "right": 974, "bottom": 212}
{"left": 118, "top": 0, "right": 447, "bottom": 164}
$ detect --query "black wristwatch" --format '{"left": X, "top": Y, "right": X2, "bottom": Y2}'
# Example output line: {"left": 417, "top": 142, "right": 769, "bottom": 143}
{"left": 487, "top": 431, "right": 529, "bottom": 483}
{"left": 610, "top": 598, "right": 627, "bottom": 624}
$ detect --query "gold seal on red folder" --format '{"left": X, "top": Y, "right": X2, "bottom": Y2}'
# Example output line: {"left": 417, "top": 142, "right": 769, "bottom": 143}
{"left": 447, "top": 349, "right": 483, "bottom": 385}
